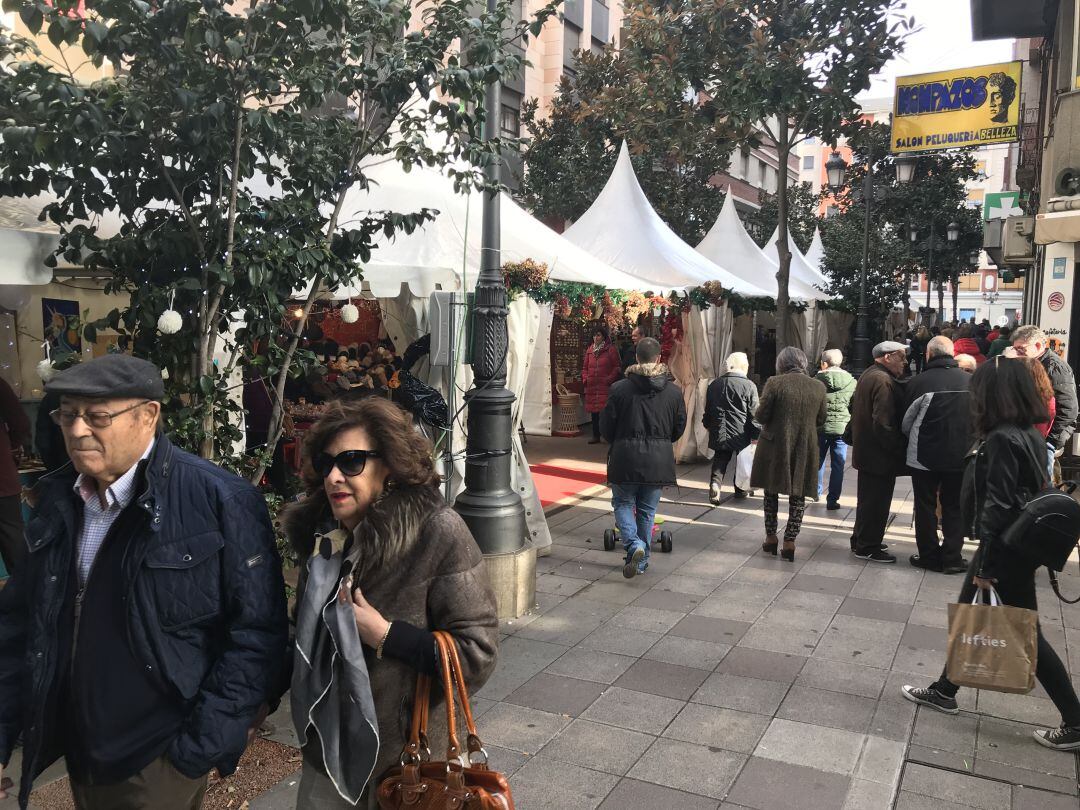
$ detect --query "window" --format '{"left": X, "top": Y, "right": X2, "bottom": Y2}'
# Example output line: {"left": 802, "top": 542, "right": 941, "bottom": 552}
{"left": 802, "top": 155, "right": 815, "bottom": 170}
{"left": 758, "top": 160, "right": 768, "bottom": 187}
{"left": 740, "top": 149, "right": 750, "bottom": 179}
{"left": 563, "top": 22, "right": 581, "bottom": 69}
{"left": 500, "top": 105, "right": 520, "bottom": 138}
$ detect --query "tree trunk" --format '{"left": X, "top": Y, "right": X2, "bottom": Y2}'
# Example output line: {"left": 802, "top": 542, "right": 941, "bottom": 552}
{"left": 774, "top": 119, "right": 791, "bottom": 349}
{"left": 937, "top": 275, "right": 945, "bottom": 319}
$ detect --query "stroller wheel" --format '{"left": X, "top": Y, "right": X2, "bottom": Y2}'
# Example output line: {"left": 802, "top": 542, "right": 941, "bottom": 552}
{"left": 660, "top": 531, "right": 673, "bottom": 553}
{"left": 603, "top": 528, "right": 616, "bottom": 551}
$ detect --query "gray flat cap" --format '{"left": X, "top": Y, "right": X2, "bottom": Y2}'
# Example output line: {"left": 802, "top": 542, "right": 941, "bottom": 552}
{"left": 872, "top": 340, "right": 908, "bottom": 358}
{"left": 46, "top": 353, "right": 165, "bottom": 400}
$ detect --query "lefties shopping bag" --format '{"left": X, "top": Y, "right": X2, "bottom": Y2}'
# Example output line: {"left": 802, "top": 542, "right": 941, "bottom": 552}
{"left": 946, "top": 587, "right": 1038, "bottom": 694}
{"left": 735, "top": 444, "right": 755, "bottom": 492}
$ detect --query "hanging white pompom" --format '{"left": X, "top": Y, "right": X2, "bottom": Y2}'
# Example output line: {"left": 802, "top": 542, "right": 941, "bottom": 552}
{"left": 161, "top": 367, "right": 170, "bottom": 381}
{"left": 37, "top": 359, "right": 55, "bottom": 382}
{"left": 340, "top": 303, "right": 360, "bottom": 324}
{"left": 157, "top": 309, "right": 183, "bottom": 334}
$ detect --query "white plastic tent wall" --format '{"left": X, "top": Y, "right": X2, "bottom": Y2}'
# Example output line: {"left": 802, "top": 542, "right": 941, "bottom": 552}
{"left": 805, "top": 228, "right": 826, "bottom": 275}
{"left": 696, "top": 194, "right": 818, "bottom": 300}
{"left": 563, "top": 143, "right": 771, "bottom": 296}
{"left": 762, "top": 226, "right": 830, "bottom": 292}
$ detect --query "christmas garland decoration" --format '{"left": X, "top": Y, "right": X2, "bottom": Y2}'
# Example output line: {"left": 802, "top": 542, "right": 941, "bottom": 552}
{"left": 502, "top": 259, "right": 826, "bottom": 326}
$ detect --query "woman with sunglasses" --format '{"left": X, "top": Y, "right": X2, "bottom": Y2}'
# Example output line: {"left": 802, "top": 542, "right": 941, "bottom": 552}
{"left": 281, "top": 397, "right": 498, "bottom": 808}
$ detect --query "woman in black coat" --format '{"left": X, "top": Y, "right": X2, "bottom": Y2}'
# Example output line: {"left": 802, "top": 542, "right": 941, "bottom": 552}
{"left": 902, "top": 357, "right": 1080, "bottom": 751}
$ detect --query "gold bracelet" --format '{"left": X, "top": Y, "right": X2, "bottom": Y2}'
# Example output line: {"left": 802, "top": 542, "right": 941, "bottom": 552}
{"left": 376, "top": 622, "right": 393, "bottom": 660}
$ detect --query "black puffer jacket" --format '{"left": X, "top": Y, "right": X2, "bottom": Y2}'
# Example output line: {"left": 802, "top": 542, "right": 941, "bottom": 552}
{"left": 901, "top": 356, "right": 972, "bottom": 472}
{"left": 1041, "top": 350, "right": 1078, "bottom": 450}
{"left": 961, "top": 423, "right": 1048, "bottom": 580}
{"left": 703, "top": 372, "right": 759, "bottom": 453}
{"left": 0, "top": 436, "right": 288, "bottom": 809}
{"left": 601, "top": 363, "right": 687, "bottom": 486}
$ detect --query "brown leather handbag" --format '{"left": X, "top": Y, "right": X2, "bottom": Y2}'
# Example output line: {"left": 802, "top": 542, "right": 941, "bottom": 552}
{"left": 377, "top": 631, "right": 514, "bottom": 810}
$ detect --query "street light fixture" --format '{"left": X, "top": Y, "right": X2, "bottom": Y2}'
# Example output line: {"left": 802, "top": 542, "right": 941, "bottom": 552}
{"left": 825, "top": 151, "right": 847, "bottom": 191}
{"left": 947, "top": 221, "right": 960, "bottom": 243}
{"left": 894, "top": 153, "right": 917, "bottom": 185}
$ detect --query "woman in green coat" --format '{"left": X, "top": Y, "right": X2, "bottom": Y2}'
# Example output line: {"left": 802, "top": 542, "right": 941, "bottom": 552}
{"left": 750, "top": 347, "right": 827, "bottom": 561}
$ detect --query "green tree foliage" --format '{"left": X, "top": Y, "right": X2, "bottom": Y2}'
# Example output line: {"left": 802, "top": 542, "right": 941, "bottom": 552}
{"left": 518, "top": 10, "right": 746, "bottom": 246}
{"left": 0, "top": 0, "right": 553, "bottom": 479}
{"left": 742, "top": 182, "right": 820, "bottom": 253}
{"left": 820, "top": 121, "right": 980, "bottom": 324}
{"left": 677, "top": 0, "right": 912, "bottom": 346}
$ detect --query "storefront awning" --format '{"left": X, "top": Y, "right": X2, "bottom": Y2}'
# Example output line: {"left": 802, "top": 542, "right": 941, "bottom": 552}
{"left": 1036, "top": 210, "right": 1080, "bottom": 245}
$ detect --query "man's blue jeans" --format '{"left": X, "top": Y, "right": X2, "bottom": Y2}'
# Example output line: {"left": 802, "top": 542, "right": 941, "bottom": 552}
{"left": 818, "top": 433, "right": 847, "bottom": 505}
{"left": 611, "top": 483, "right": 662, "bottom": 572}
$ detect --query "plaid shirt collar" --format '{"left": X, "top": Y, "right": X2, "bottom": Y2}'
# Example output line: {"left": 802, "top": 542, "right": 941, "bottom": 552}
{"left": 74, "top": 438, "right": 155, "bottom": 511}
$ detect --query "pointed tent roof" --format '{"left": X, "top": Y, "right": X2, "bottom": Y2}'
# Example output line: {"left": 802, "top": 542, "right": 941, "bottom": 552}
{"left": 763, "top": 226, "right": 830, "bottom": 293}
{"left": 562, "top": 143, "right": 770, "bottom": 296}
{"left": 805, "top": 228, "right": 826, "bottom": 275}
{"left": 696, "top": 194, "right": 817, "bottom": 300}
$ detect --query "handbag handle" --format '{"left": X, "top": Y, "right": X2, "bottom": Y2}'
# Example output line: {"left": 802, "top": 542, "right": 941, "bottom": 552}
{"left": 399, "top": 671, "right": 431, "bottom": 765}
{"left": 432, "top": 632, "right": 464, "bottom": 766}
{"left": 970, "top": 586, "right": 1001, "bottom": 607}
{"left": 435, "top": 630, "right": 488, "bottom": 764}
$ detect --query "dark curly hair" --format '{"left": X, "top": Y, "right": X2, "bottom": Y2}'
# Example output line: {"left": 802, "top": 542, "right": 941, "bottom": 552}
{"left": 299, "top": 397, "right": 440, "bottom": 498}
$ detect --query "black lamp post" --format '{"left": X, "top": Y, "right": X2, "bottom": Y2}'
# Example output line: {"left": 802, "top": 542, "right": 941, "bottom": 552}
{"left": 453, "top": 27, "right": 527, "bottom": 555}
{"left": 825, "top": 149, "right": 916, "bottom": 376}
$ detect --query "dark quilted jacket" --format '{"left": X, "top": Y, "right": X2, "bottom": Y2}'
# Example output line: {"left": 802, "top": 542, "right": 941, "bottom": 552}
{"left": 0, "top": 436, "right": 288, "bottom": 809}
{"left": 703, "top": 372, "right": 759, "bottom": 453}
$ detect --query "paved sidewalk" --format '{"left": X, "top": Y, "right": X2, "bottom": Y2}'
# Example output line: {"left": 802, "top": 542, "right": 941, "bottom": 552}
{"left": 252, "top": 457, "right": 1080, "bottom": 810}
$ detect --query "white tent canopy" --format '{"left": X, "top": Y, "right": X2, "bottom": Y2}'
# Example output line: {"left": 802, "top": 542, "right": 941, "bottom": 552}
{"left": 696, "top": 195, "right": 818, "bottom": 300}
{"left": 763, "top": 226, "right": 830, "bottom": 293}
{"left": 805, "top": 228, "right": 826, "bottom": 276}
{"left": 563, "top": 143, "right": 770, "bottom": 296}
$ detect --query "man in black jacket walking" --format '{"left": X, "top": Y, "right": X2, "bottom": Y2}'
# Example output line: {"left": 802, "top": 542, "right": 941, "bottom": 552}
{"left": 602, "top": 338, "right": 687, "bottom": 578}
{"left": 0, "top": 354, "right": 288, "bottom": 809}
{"left": 902, "top": 336, "right": 972, "bottom": 574}
{"left": 1011, "top": 325, "right": 1078, "bottom": 479}
{"left": 703, "top": 352, "right": 758, "bottom": 504}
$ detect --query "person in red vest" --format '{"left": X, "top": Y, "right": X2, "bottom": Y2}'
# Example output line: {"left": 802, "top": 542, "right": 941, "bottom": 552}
{"left": 582, "top": 327, "right": 621, "bottom": 444}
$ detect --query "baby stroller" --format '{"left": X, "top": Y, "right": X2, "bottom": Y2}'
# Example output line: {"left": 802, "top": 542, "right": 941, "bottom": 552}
{"left": 603, "top": 516, "right": 673, "bottom": 554}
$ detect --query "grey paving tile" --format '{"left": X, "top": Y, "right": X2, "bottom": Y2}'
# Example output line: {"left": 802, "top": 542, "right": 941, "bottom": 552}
{"left": 899, "top": 762, "right": 1011, "bottom": 810}
{"left": 730, "top": 566, "right": 794, "bottom": 588}
{"left": 555, "top": 559, "right": 619, "bottom": 581}
{"left": 663, "top": 703, "right": 770, "bottom": 754}
{"left": 676, "top": 551, "right": 749, "bottom": 580}
{"left": 738, "top": 621, "right": 825, "bottom": 656}
{"left": 580, "top": 686, "right": 686, "bottom": 735}
{"left": 628, "top": 738, "right": 746, "bottom": 800}
{"left": 607, "top": 605, "right": 686, "bottom": 634}
{"left": 480, "top": 702, "right": 572, "bottom": 754}
{"left": 725, "top": 756, "right": 852, "bottom": 810}
{"left": 975, "top": 717, "right": 1076, "bottom": 779}
{"left": 579, "top": 623, "right": 664, "bottom": 657}
{"left": 477, "top": 636, "right": 570, "bottom": 700}
{"left": 754, "top": 718, "right": 865, "bottom": 774}
{"left": 813, "top": 614, "right": 905, "bottom": 669}
{"left": 900, "top": 623, "right": 948, "bottom": 650}
{"left": 786, "top": 573, "right": 855, "bottom": 596}
{"left": 799, "top": 559, "right": 864, "bottom": 580}
{"left": 484, "top": 744, "right": 530, "bottom": 777}
{"left": 770, "top": 587, "right": 845, "bottom": 615}
{"left": 716, "top": 647, "right": 807, "bottom": 683}
{"left": 853, "top": 734, "right": 905, "bottom": 785}
{"left": 670, "top": 614, "right": 751, "bottom": 644}
{"left": 631, "top": 588, "right": 705, "bottom": 614}
{"left": 707, "top": 580, "right": 781, "bottom": 606}
{"left": 653, "top": 574, "right": 720, "bottom": 597}
{"left": 536, "top": 573, "right": 591, "bottom": 597}
{"left": 908, "top": 604, "right": 949, "bottom": 629}
{"left": 776, "top": 685, "right": 878, "bottom": 734}
{"left": 911, "top": 708, "right": 978, "bottom": 755}
{"left": 692, "top": 673, "right": 790, "bottom": 715}
{"left": 972, "top": 757, "right": 1078, "bottom": 796}
{"left": 893, "top": 790, "right": 978, "bottom": 810}
{"left": 1012, "top": 785, "right": 1079, "bottom": 809}
{"left": 545, "top": 648, "right": 637, "bottom": 684}
{"left": 891, "top": 642, "right": 946, "bottom": 678}
{"left": 848, "top": 568, "right": 923, "bottom": 604}
{"left": 794, "top": 658, "right": 888, "bottom": 700}
{"left": 614, "top": 658, "right": 709, "bottom": 701}
{"left": 691, "top": 595, "right": 769, "bottom": 623}
{"left": 869, "top": 696, "right": 916, "bottom": 742}
{"left": 578, "top": 580, "right": 651, "bottom": 605}
{"left": 597, "top": 778, "right": 719, "bottom": 810}
{"left": 514, "top": 611, "right": 605, "bottom": 646}
{"left": 505, "top": 672, "right": 608, "bottom": 717}
{"left": 644, "top": 636, "right": 732, "bottom": 671}
{"left": 509, "top": 755, "right": 620, "bottom": 810}
{"left": 539, "top": 718, "right": 655, "bottom": 776}
{"left": 974, "top": 690, "right": 1060, "bottom": 727}
{"left": 905, "top": 744, "right": 975, "bottom": 772}
{"left": 839, "top": 596, "right": 914, "bottom": 623}
{"left": 841, "top": 778, "right": 896, "bottom": 810}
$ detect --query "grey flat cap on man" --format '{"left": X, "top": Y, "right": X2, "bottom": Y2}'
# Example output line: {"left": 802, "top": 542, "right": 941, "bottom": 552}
{"left": 45, "top": 353, "right": 165, "bottom": 400}
{"left": 872, "top": 341, "right": 908, "bottom": 359}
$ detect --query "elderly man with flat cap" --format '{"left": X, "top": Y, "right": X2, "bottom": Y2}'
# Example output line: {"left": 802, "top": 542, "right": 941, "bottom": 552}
{"left": 849, "top": 341, "right": 909, "bottom": 564}
{"left": 0, "top": 354, "right": 288, "bottom": 810}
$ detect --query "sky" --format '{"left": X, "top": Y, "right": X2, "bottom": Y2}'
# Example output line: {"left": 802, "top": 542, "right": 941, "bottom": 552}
{"left": 860, "top": 0, "right": 1017, "bottom": 102}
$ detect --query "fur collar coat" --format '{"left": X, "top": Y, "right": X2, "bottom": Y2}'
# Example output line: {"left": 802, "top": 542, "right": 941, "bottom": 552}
{"left": 282, "top": 485, "right": 499, "bottom": 798}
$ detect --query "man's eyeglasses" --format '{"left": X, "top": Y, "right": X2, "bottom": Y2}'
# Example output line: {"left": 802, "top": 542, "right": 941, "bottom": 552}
{"left": 313, "top": 449, "right": 381, "bottom": 479}
{"left": 50, "top": 400, "right": 151, "bottom": 429}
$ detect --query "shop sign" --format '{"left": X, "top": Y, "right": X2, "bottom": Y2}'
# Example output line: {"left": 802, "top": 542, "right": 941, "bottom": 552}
{"left": 1048, "top": 292, "right": 1065, "bottom": 312}
{"left": 892, "top": 61, "right": 1022, "bottom": 153}
{"left": 1053, "top": 257, "right": 1067, "bottom": 280}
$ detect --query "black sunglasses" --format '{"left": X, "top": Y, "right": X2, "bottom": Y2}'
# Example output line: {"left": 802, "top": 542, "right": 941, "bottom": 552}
{"left": 313, "top": 449, "right": 381, "bottom": 479}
